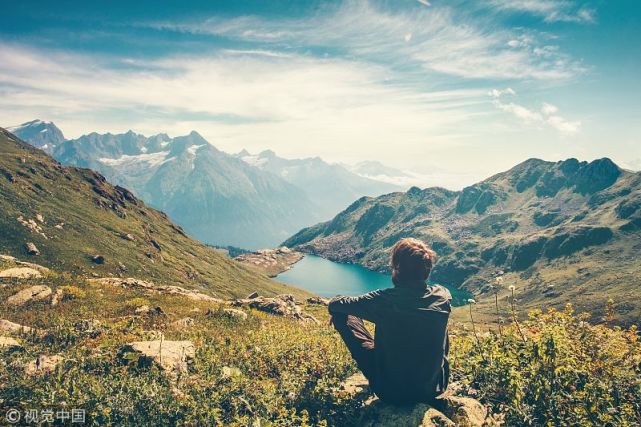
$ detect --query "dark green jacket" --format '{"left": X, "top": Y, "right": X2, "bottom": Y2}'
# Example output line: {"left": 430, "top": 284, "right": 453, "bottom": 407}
{"left": 329, "top": 284, "right": 451, "bottom": 403}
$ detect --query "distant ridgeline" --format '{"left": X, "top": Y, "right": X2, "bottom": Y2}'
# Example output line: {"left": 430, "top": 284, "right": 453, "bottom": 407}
{"left": 8, "top": 120, "right": 400, "bottom": 250}
{"left": 285, "top": 158, "right": 641, "bottom": 324}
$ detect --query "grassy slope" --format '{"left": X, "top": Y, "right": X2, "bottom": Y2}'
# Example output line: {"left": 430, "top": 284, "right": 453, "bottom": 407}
{"left": 0, "top": 129, "right": 310, "bottom": 300}
{"left": 1, "top": 262, "right": 639, "bottom": 425}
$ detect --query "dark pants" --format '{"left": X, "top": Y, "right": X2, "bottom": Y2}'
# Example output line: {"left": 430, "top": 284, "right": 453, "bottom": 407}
{"left": 331, "top": 313, "right": 446, "bottom": 407}
{"left": 331, "top": 313, "right": 377, "bottom": 383}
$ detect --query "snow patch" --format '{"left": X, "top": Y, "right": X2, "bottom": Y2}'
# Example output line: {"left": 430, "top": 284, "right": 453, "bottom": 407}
{"left": 240, "top": 154, "right": 268, "bottom": 168}
{"left": 98, "top": 151, "right": 172, "bottom": 168}
{"left": 187, "top": 144, "right": 205, "bottom": 156}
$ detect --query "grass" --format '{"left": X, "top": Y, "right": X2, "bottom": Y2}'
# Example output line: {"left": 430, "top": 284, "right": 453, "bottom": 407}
{"left": 1, "top": 265, "right": 639, "bottom": 426}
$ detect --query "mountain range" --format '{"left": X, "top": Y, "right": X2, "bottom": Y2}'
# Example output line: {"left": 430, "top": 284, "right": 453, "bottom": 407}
{"left": 285, "top": 157, "right": 641, "bottom": 324}
{"left": 9, "top": 120, "right": 401, "bottom": 249}
{"left": 0, "top": 127, "right": 307, "bottom": 299}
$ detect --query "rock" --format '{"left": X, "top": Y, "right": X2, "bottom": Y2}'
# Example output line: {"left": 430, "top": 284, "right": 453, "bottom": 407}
{"left": 118, "top": 262, "right": 127, "bottom": 271}
{"left": 0, "top": 267, "right": 43, "bottom": 279}
{"left": 51, "top": 288, "right": 64, "bottom": 306}
{"left": 247, "top": 291, "right": 260, "bottom": 299}
{"left": 35, "top": 213, "right": 44, "bottom": 223}
{"left": 92, "top": 254, "right": 105, "bottom": 264}
{"left": 343, "top": 374, "right": 488, "bottom": 427}
{"left": 0, "top": 336, "right": 23, "bottom": 350}
{"left": 306, "top": 296, "right": 329, "bottom": 306}
{"left": 6, "top": 285, "right": 52, "bottom": 306}
{"left": 231, "top": 295, "right": 318, "bottom": 324}
{"left": 341, "top": 372, "right": 369, "bottom": 396}
{"left": 0, "top": 319, "right": 35, "bottom": 334}
{"left": 24, "top": 242, "right": 40, "bottom": 256}
{"left": 440, "top": 396, "right": 488, "bottom": 427}
{"left": 221, "top": 366, "right": 242, "bottom": 379}
{"left": 122, "top": 233, "right": 135, "bottom": 241}
{"left": 89, "top": 277, "right": 224, "bottom": 303}
{"left": 74, "top": 319, "right": 102, "bottom": 338}
{"left": 135, "top": 305, "right": 164, "bottom": 316}
{"left": 172, "top": 317, "right": 195, "bottom": 328}
{"left": 54, "top": 223, "right": 64, "bottom": 229}
{"left": 25, "top": 355, "right": 64, "bottom": 375}
{"left": 222, "top": 308, "right": 248, "bottom": 321}
{"left": 121, "top": 340, "right": 195, "bottom": 373}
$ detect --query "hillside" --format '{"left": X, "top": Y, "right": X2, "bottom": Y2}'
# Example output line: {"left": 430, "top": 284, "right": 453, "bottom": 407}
{"left": 1, "top": 258, "right": 638, "bottom": 425}
{"left": 235, "top": 149, "right": 402, "bottom": 220}
{"left": 285, "top": 158, "right": 641, "bottom": 324}
{"left": 0, "top": 128, "right": 309, "bottom": 299}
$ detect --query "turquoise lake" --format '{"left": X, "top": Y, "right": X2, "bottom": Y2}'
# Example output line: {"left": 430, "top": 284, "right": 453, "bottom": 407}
{"left": 276, "top": 254, "right": 470, "bottom": 307}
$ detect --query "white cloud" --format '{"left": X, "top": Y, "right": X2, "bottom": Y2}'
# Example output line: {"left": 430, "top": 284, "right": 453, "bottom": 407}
{"left": 149, "top": 0, "right": 585, "bottom": 81}
{"left": 0, "top": 43, "right": 489, "bottom": 167}
{"left": 491, "top": 89, "right": 580, "bottom": 134}
{"left": 489, "top": 0, "right": 596, "bottom": 23}
{"left": 541, "top": 102, "right": 559, "bottom": 115}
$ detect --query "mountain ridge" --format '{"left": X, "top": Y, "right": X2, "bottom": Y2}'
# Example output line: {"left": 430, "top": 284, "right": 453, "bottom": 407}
{"left": 284, "top": 156, "right": 641, "bottom": 324}
{"left": 0, "top": 127, "right": 310, "bottom": 299}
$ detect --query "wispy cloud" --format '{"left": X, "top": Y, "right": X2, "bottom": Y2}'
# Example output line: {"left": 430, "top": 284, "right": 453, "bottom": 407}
{"left": 147, "top": 0, "right": 585, "bottom": 81}
{"left": 489, "top": 0, "right": 596, "bottom": 23}
{"left": 490, "top": 88, "right": 580, "bottom": 134}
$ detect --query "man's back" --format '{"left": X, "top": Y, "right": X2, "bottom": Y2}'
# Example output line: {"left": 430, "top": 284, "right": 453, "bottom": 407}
{"left": 328, "top": 284, "right": 451, "bottom": 404}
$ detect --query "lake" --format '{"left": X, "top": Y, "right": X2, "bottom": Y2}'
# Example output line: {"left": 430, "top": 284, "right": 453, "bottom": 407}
{"left": 276, "top": 254, "right": 470, "bottom": 306}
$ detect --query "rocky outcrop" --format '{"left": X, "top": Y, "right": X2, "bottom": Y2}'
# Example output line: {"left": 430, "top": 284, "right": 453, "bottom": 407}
{"left": 341, "top": 373, "right": 490, "bottom": 427}
{"left": 234, "top": 247, "right": 304, "bottom": 277}
{"left": 0, "top": 267, "right": 43, "bottom": 279}
{"left": 6, "top": 285, "right": 52, "bottom": 305}
{"left": 0, "top": 319, "right": 36, "bottom": 334}
{"left": 0, "top": 336, "right": 23, "bottom": 350}
{"left": 24, "top": 242, "right": 40, "bottom": 255}
{"left": 25, "top": 355, "right": 64, "bottom": 375}
{"left": 231, "top": 294, "right": 318, "bottom": 324}
{"left": 89, "top": 277, "right": 223, "bottom": 303}
{"left": 306, "top": 296, "right": 330, "bottom": 306}
{"left": 120, "top": 340, "right": 195, "bottom": 373}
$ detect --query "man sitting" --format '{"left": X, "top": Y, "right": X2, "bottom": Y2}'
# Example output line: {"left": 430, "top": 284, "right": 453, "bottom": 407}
{"left": 328, "top": 238, "right": 451, "bottom": 404}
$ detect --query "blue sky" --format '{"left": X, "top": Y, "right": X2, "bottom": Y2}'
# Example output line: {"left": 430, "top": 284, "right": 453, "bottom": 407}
{"left": 1, "top": 0, "right": 640, "bottom": 187}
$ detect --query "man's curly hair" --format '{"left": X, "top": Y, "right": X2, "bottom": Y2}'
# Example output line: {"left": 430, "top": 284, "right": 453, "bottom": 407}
{"left": 390, "top": 238, "right": 437, "bottom": 286}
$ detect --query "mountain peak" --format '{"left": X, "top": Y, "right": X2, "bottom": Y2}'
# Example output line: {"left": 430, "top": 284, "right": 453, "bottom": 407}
{"left": 7, "top": 119, "right": 65, "bottom": 154}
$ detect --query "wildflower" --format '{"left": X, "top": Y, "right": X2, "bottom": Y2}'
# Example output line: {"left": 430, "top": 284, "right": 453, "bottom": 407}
{"left": 509, "top": 285, "right": 515, "bottom": 291}
{"left": 467, "top": 298, "right": 476, "bottom": 304}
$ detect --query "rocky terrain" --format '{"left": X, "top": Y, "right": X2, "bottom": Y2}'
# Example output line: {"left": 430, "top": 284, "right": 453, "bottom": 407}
{"left": 285, "top": 158, "right": 641, "bottom": 324}
{"left": 234, "top": 246, "right": 304, "bottom": 277}
{"left": 0, "top": 128, "right": 309, "bottom": 299}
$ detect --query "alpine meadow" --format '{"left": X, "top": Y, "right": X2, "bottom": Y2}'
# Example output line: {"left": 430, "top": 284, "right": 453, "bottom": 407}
{"left": 1, "top": 1, "right": 640, "bottom": 426}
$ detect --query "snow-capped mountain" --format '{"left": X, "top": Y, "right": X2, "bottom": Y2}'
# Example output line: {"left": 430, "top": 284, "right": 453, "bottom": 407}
{"left": 7, "top": 120, "right": 65, "bottom": 154}
{"left": 17, "top": 126, "right": 320, "bottom": 249}
{"left": 235, "top": 149, "right": 403, "bottom": 220}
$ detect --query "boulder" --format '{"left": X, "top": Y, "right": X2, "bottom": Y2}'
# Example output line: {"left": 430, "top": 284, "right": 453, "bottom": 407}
{"left": 247, "top": 291, "right": 260, "bottom": 299}
{"left": 222, "top": 308, "right": 248, "bottom": 321}
{"left": 171, "top": 317, "right": 195, "bottom": 328}
{"left": 344, "top": 374, "right": 489, "bottom": 427}
{"left": 0, "top": 336, "right": 23, "bottom": 350}
{"left": 231, "top": 295, "right": 318, "bottom": 324}
{"left": 134, "top": 305, "right": 165, "bottom": 316}
{"left": 25, "top": 355, "right": 64, "bottom": 375}
{"left": 0, "top": 267, "right": 42, "bottom": 279}
{"left": 24, "top": 242, "right": 40, "bottom": 256}
{"left": 306, "top": 296, "right": 330, "bottom": 306}
{"left": 6, "top": 285, "right": 52, "bottom": 306}
{"left": 121, "top": 340, "right": 195, "bottom": 373}
{"left": 0, "top": 319, "right": 35, "bottom": 334}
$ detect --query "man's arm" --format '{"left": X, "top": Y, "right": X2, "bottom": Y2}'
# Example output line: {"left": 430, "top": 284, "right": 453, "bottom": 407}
{"left": 327, "top": 290, "right": 385, "bottom": 323}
